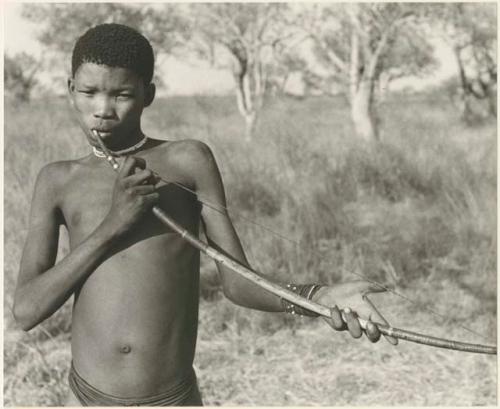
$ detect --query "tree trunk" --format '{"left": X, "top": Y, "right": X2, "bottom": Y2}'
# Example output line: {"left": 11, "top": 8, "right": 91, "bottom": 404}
{"left": 244, "top": 112, "right": 257, "bottom": 142}
{"left": 454, "top": 46, "right": 479, "bottom": 122}
{"left": 233, "top": 61, "right": 261, "bottom": 141}
{"left": 234, "top": 70, "right": 255, "bottom": 141}
{"left": 351, "top": 81, "right": 378, "bottom": 142}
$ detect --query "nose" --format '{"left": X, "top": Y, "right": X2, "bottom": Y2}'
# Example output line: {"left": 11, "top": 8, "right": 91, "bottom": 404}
{"left": 93, "top": 95, "right": 116, "bottom": 119}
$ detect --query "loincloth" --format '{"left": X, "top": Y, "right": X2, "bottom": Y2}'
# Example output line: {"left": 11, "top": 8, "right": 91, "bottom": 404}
{"left": 68, "top": 362, "right": 201, "bottom": 406}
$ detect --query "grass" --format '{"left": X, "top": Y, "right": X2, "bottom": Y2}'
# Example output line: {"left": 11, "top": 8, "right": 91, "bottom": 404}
{"left": 4, "top": 92, "right": 497, "bottom": 405}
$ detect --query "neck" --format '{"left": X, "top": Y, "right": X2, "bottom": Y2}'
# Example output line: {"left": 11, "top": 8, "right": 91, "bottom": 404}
{"left": 92, "top": 131, "right": 149, "bottom": 157}
{"left": 105, "top": 127, "right": 145, "bottom": 151}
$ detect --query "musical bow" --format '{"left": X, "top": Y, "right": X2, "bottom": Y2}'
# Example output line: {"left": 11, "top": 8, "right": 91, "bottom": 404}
{"left": 92, "top": 130, "right": 497, "bottom": 355}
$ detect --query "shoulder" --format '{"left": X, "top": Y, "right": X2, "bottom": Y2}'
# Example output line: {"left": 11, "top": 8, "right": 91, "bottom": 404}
{"left": 162, "top": 139, "right": 216, "bottom": 172}
{"left": 36, "top": 159, "right": 82, "bottom": 184}
{"left": 166, "top": 139, "right": 213, "bottom": 160}
{"left": 33, "top": 159, "right": 84, "bottom": 201}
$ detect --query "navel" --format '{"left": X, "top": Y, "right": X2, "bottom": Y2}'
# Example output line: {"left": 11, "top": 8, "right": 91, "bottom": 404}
{"left": 120, "top": 345, "right": 132, "bottom": 354}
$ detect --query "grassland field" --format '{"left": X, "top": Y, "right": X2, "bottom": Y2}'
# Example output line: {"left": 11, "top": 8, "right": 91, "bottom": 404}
{"left": 3, "top": 92, "right": 497, "bottom": 405}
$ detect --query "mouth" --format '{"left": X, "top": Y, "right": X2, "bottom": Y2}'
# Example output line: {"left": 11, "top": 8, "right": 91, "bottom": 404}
{"left": 93, "top": 129, "right": 112, "bottom": 135}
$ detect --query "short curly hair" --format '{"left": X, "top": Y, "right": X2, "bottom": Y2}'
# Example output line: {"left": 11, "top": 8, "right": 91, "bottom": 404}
{"left": 71, "top": 23, "right": 154, "bottom": 84}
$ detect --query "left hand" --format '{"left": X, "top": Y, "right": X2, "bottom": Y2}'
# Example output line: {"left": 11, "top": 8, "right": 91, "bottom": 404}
{"left": 313, "top": 281, "right": 398, "bottom": 345}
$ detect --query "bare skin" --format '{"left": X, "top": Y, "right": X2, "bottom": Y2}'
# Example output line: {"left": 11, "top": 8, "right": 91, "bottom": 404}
{"left": 13, "top": 62, "right": 395, "bottom": 406}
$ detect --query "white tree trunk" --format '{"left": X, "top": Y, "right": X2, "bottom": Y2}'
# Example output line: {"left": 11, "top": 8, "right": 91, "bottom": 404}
{"left": 244, "top": 112, "right": 257, "bottom": 142}
{"left": 235, "top": 70, "right": 258, "bottom": 141}
{"left": 351, "top": 81, "right": 378, "bottom": 142}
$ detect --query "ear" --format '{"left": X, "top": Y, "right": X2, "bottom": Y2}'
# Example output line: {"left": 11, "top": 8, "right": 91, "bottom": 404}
{"left": 67, "top": 77, "right": 76, "bottom": 107}
{"left": 144, "top": 83, "right": 156, "bottom": 107}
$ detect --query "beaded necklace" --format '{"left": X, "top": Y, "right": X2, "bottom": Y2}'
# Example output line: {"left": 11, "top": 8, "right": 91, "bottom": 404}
{"left": 92, "top": 134, "right": 149, "bottom": 157}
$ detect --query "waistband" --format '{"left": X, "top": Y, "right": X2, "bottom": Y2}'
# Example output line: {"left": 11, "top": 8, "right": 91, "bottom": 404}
{"left": 68, "top": 362, "right": 197, "bottom": 406}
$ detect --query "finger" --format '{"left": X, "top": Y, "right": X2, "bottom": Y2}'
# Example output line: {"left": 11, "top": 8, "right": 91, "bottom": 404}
{"left": 131, "top": 156, "right": 146, "bottom": 170}
{"left": 124, "top": 169, "right": 155, "bottom": 187}
{"left": 383, "top": 334, "right": 398, "bottom": 345}
{"left": 363, "top": 295, "right": 398, "bottom": 345}
{"left": 118, "top": 156, "right": 143, "bottom": 177}
{"left": 151, "top": 172, "right": 162, "bottom": 185}
{"left": 137, "top": 193, "right": 159, "bottom": 211}
{"left": 129, "top": 185, "right": 156, "bottom": 195}
{"left": 365, "top": 319, "right": 381, "bottom": 343}
{"left": 343, "top": 308, "right": 362, "bottom": 339}
{"left": 144, "top": 192, "right": 160, "bottom": 206}
{"left": 328, "top": 306, "right": 346, "bottom": 331}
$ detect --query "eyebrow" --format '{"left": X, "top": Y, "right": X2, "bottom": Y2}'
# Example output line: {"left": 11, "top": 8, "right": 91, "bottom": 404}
{"left": 77, "top": 84, "right": 135, "bottom": 91}
{"left": 77, "top": 83, "right": 97, "bottom": 89}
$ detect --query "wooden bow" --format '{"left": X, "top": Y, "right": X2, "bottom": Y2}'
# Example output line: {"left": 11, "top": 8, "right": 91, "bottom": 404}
{"left": 92, "top": 130, "right": 497, "bottom": 355}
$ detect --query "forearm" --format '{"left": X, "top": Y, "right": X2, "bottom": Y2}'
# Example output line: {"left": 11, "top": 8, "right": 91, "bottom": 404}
{"left": 208, "top": 234, "right": 283, "bottom": 311}
{"left": 221, "top": 261, "right": 323, "bottom": 314}
{"left": 13, "top": 222, "right": 119, "bottom": 331}
{"left": 219, "top": 262, "right": 284, "bottom": 312}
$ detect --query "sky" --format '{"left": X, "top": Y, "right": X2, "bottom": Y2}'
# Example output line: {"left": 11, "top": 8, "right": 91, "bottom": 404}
{"left": 3, "top": 2, "right": 459, "bottom": 96}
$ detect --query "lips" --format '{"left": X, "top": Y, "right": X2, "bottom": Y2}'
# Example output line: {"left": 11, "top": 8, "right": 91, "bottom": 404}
{"left": 93, "top": 129, "right": 113, "bottom": 136}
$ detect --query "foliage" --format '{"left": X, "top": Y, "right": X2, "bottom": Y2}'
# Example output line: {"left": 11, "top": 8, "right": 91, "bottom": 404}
{"left": 430, "top": 3, "right": 497, "bottom": 122}
{"left": 4, "top": 52, "right": 40, "bottom": 102}
{"left": 297, "top": 4, "right": 434, "bottom": 95}
{"left": 189, "top": 3, "right": 304, "bottom": 139}
{"left": 289, "top": 3, "right": 437, "bottom": 141}
{"left": 22, "top": 3, "right": 190, "bottom": 54}
{"left": 21, "top": 3, "right": 191, "bottom": 79}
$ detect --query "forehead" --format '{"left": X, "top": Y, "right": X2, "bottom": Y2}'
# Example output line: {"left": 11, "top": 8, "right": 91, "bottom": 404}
{"left": 74, "top": 63, "right": 142, "bottom": 88}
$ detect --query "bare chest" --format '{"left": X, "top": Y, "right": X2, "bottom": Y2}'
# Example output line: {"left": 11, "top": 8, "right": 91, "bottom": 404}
{"left": 60, "top": 164, "right": 201, "bottom": 247}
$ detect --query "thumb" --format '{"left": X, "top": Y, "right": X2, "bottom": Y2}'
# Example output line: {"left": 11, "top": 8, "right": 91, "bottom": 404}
{"left": 363, "top": 292, "right": 398, "bottom": 346}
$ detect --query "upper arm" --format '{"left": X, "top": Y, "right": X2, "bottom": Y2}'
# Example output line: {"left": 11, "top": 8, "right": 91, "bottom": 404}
{"left": 16, "top": 164, "right": 64, "bottom": 290}
{"left": 192, "top": 141, "right": 228, "bottom": 222}
{"left": 178, "top": 140, "right": 239, "bottom": 249}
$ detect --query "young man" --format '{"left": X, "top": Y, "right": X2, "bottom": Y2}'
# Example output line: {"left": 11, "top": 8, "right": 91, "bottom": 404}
{"left": 13, "top": 24, "right": 395, "bottom": 406}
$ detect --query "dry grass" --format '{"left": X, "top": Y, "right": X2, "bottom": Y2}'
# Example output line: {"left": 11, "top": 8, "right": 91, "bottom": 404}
{"left": 4, "top": 93, "right": 496, "bottom": 406}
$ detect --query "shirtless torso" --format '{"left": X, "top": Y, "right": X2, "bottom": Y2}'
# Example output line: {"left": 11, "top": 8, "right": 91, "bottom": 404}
{"left": 17, "top": 138, "right": 248, "bottom": 405}
{"left": 67, "top": 140, "right": 202, "bottom": 398}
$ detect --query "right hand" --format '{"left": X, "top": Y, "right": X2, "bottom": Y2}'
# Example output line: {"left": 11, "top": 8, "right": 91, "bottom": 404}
{"left": 103, "top": 156, "right": 160, "bottom": 236}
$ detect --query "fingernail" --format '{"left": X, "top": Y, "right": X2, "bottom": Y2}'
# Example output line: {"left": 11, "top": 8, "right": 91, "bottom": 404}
{"left": 344, "top": 307, "right": 351, "bottom": 314}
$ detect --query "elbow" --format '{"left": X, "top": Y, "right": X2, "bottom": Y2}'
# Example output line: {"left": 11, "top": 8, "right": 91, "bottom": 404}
{"left": 12, "top": 299, "right": 38, "bottom": 332}
{"left": 222, "top": 283, "right": 241, "bottom": 306}
{"left": 222, "top": 284, "right": 253, "bottom": 308}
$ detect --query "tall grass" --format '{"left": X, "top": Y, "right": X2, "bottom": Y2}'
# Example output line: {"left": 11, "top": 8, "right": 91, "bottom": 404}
{"left": 4, "top": 93, "right": 496, "bottom": 405}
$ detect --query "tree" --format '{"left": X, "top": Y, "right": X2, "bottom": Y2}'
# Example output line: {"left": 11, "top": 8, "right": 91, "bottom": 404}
{"left": 433, "top": 3, "right": 497, "bottom": 122}
{"left": 190, "top": 3, "right": 301, "bottom": 140}
{"left": 21, "top": 3, "right": 191, "bottom": 84}
{"left": 4, "top": 53, "right": 40, "bottom": 102}
{"left": 296, "top": 4, "right": 435, "bottom": 142}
